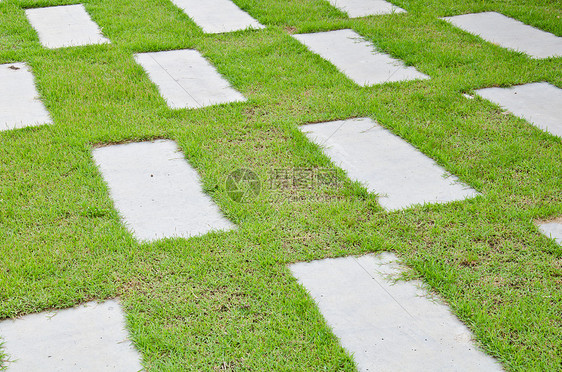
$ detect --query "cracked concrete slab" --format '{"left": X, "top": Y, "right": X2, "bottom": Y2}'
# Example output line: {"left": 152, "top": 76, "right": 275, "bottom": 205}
{"left": 293, "top": 29, "right": 428, "bottom": 86}
{"left": 442, "top": 12, "right": 562, "bottom": 59}
{"left": 92, "top": 140, "right": 234, "bottom": 242}
{"left": 327, "top": 0, "right": 405, "bottom": 17}
{"left": 0, "top": 63, "right": 52, "bottom": 132}
{"left": 0, "top": 300, "right": 142, "bottom": 372}
{"left": 134, "top": 49, "right": 246, "bottom": 109}
{"left": 289, "top": 253, "right": 504, "bottom": 372}
{"left": 25, "top": 4, "right": 110, "bottom": 49}
{"left": 169, "top": 0, "right": 264, "bottom": 34}
{"left": 300, "top": 117, "right": 478, "bottom": 210}
{"left": 475, "top": 82, "right": 562, "bottom": 138}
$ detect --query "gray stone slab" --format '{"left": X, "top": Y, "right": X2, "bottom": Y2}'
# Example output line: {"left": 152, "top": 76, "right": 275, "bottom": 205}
{"left": 0, "top": 300, "right": 142, "bottom": 371}
{"left": 169, "top": 0, "right": 264, "bottom": 34}
{"left": 92, "top": 140, "right": 234, "bottom": 242}
{"left": 293, "top": 29, "right": 428, "bottom": 86}
{"left": 25, "top": 4, "right": 110, "bottom": 49}
{"left": 538, "top": 219, "right": 562, "bottom": 246}
{"left": 134, "top": 49, "right": 246, "bottom": 110}
{"left": 327, "top": 0, "right": 405, "bottom": 17}
{"left": 300, "top": 118, "right": 478, "bottom": 210}
{"left": 475, "top": 82, "right": 562, "bottom": 138}
{"left": 0, "top": 63, "right": 52, "bottom": 132}
{"left": 442, "top": 12, "right": 562, "bottom": 59}
{"left": 290, "top": 253, "right": 504, "bottom": 372}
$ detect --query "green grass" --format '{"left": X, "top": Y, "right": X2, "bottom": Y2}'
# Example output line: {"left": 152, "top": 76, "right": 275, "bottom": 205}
{"left": 1, "top": 0, "right": 561, "bottom": 370}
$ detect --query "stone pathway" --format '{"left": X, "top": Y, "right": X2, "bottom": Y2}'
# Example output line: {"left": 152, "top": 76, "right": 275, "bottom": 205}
{"left": 293, "top": 29, "right": 428, "bottom": 86}
{"left": 537, "top": 219, "right": 562, "bottom": 246}
{"left": 442, "top": 12, "right": 562, "bottom": 59}
{"left": 0, "top": 300, "right": 142, "bottom": 371}
{"left": 0, "top": 63, "right": 52, "bottom": 132}
{"left": 326, "top": 0, "right": 405, "bottom": 17}
{"left": 1, "top": 0, "right": 561, "bottom": 370}
{"left": 25, "top": 4, "right": 110, "bottom": 49}
{"left": 301, "top": 117, "right": 478, "bottom": 210}
{"left": 290, "top": 253, "right": 503, "bottom": 371}
{"left": 475, "top": 82, "right": 562, "bottom": 138}
{"left": 134, "top": 49, "right": 246, "bottom": 109}
{"left": 92, "top": 140, "right": 234, "bottom": 242}
{"left": 169, "top": 0, "right": 264, "bottom": 34}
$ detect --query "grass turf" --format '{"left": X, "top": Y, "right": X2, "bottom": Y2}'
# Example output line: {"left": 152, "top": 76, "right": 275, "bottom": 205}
{"left": 0, "top": 0, "right": 561, "bottom": 370}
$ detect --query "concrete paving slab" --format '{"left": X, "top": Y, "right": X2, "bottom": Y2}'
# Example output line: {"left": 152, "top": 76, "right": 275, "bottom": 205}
{"left": 300, "top": 117, "right": 478, "bottom": 210}
{"left": 0, "top": 300, "right": 142, "bottom": 371}
{"left": 289, "top": 253, "right": 504, "bottom": 372}
{"left": 92, "top": 140, "right": 234, "bottom": 242}
{"left": 293, "top": 29, "right": 428, "bottom": 86}
{"left": 0, "top": 63, "right": 52, "bottom": 132}
{"left": 442, "top": 12, "right": 562, "bottom": 59}
{"left": 327, "top": 0, "right": 405, "bottom": 17}
{"left": 134, "top": 49, "right": 246, "bottom": 110}
{"left": 537, "top": 220, "right": 562, "bottom": 246}
{"left": 169, "top": 0, "right": 264, "bottom": 34}
{"left": 25, "top": 4, "right": 110, "bottom": 49}
{"left": 475, "top": 82, "right": 562, "bottom": 138}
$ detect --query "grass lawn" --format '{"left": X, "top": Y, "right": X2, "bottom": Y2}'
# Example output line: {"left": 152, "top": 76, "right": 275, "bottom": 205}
{"left": 1, "top": 0, "right": 561, "bottom": 370}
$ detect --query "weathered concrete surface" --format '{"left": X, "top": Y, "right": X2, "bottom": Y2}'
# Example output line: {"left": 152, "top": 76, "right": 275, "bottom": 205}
{"left": 300, "top": 117, "right": 478, "bottom": 210}
{"left": 134, "top": 49, "right": 246, "bottom": 109}
{"left": 293, "top": 29, "right": 428, "bottom": 86}
{"left": 327, "top": 0, "right": 405, "bottom": 17}
{"left": 92, "top": 140, "right": 234, "bottom": 242}
{"left": 0, "top": 300, "right": 142, "bottom": 371}
{"left": 290, "top": 253, "right": 504, "bottom": 372}
{"left": 169, "top": 0, "right": 264, "bottom": 33}
{"left": 0, "top": 63, "right": 52, "bottom": 132}
{"left": 538, "top": 220, "right": 562, "bottom": 246}
{"left": 443, "top": 12, "right": 562, "bottom": 58}
{"left": 25, "top": 4, "right": 110, "bottom": 48}
{"left": 475, "top": 82, "right": 562, "bottom": 138}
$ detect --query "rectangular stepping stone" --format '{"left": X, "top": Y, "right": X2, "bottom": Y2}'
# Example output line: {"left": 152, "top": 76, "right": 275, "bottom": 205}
{"left": 0, "top": 63, "right": 52, "bottom": 132}
{"left": 25, "top": 4, "right": 110, "bottom": 49}
{"left": 292, "top": 29, "right": 428, "bottom": 86}
{"left": 92, "top": 140, "right": 234, "bottom": 242}
{"left": 169, "top": 0, "right": 264, "bottom": 34}
{"left": 134, "top": 49, "right": 246, "bottom": 109}
{"left": 537, "top": 219, "right": 562, "bottom": 246}
{"left": 289, "top": 253, "right": 503, "bottom": 372}
{"left": 327, "top": 0, "right": 405, "bottom": 17}
{"left": 300, "top": 117, "right": 478, "bottom": 210}
{"left": 442, "top": 12, "right": 562, "bottom": 59}
{"left": 0, "top": 300, "right": 142, "bottom": 371}
{"left": 475, "top": 82, "right": 562, "bottom": 138}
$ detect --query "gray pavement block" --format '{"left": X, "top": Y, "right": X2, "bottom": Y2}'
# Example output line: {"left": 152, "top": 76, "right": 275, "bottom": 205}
{"left": 475, "top": 82, "right": 562, "bottom": 138}
{"left": 289, "top": 253, "right": 504, "bottom": 372}
{"left": 300, "top": 117, "right": 478, "bottom": 210}
{"left": 134, "top": 49, "right": 246, "bottom": 110}
{"left": 442, "top": 12, "right": 562, "bottom": 59}
{"left": 327, "top": 0, "right": 405, "bottom": 17}
{"left": 25, "top": 4, "right": 110, "bottom": 49}
{"left": 0, "top": 300, "right": 142, "bottom": 372}
{"left": 0, "top": 63, "right": 52, "bottom": 132}
{"left": 169, "top": 0, "right": 264, "bottom": 34}
{"left": 293, "top": 29, "right": 428, "bottom": 86}
{"left": 92, "top": 140, "right": 234, "bottom": 242}
{"left": 538, "top": 219, "right": 562, "bottom": 246}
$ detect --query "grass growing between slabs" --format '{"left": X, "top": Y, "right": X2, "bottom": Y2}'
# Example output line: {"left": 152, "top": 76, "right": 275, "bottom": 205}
{"left": 0, "top": 0, "right": 561, "bottom": 370}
